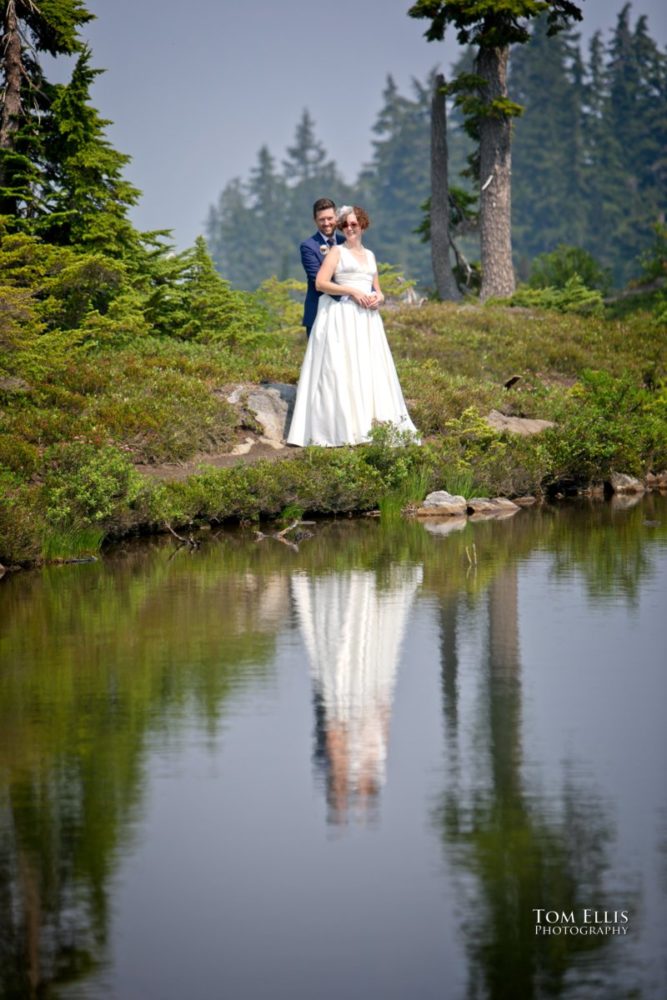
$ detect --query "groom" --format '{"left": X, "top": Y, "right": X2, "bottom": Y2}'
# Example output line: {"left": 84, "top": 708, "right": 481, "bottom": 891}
{"left": 300, "top": 197, "right": 345, "bottom": 338}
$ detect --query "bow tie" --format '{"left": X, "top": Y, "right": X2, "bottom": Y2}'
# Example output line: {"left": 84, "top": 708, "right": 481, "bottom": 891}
{"left": 326, "top": 238, "right": 335, "bottom": 247}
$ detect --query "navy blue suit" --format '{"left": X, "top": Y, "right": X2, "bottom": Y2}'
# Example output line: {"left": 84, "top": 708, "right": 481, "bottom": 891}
{"left": 300, "top": 231, "right": 345, "bottom": 336}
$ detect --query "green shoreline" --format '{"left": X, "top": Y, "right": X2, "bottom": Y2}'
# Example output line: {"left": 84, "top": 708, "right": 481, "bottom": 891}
{"left": 2, "top": 300, "right": 666, "bottom": 569}
{"left": 2, "top": 438, "right": 666, "bottom": 572}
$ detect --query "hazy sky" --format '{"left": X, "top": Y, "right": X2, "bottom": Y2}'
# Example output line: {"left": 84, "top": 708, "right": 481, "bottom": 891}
{"left": 73, "top": 1, "right": 667, "bottom": 248}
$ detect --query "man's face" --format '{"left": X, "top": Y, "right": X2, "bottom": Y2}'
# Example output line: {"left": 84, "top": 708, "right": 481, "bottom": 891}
{"left": 315, "top": 208, "right": 337, "bottom": 237}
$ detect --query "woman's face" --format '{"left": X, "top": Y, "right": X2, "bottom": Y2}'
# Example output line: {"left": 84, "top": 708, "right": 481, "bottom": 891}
{"left": 341, "top": 213, "right": 361, "bottom": 236}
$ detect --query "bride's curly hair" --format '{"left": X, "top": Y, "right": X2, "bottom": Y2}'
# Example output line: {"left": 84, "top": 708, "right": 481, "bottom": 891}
{"left": 336, "top": 205, "right": 370, "bottom": 231}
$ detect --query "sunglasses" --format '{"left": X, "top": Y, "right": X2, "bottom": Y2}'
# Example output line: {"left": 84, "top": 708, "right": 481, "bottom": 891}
{"left": 341, "top": 221, "right": 359, "bottom": 229}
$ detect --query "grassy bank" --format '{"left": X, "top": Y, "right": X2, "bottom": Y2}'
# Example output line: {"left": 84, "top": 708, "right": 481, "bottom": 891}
{"left": 1, "top": 297, "right": 666, "bottom": 566}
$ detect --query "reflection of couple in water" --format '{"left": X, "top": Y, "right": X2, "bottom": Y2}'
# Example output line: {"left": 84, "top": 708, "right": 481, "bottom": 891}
{"left": 291, "top": 564, "right": 422, "bottom": 824}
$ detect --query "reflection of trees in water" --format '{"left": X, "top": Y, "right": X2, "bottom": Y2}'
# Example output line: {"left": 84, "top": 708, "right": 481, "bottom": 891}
{"left": 292, "top": 565, "right": 422, "bottom": 826}
{"left": 0, "top": 500, "right": 663, "bottom": 995}
{"left": 0, "top": 551, "right": 289, "bottom": 997}
{"left": 530, "top": 496, "right": 667, "bottom": 605}
{"left": 437, "top": 564, "right": 632, "bottom": 999}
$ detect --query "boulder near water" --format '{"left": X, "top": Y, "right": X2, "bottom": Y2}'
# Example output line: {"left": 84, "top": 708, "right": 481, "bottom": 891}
{"left": 415, "top": 491, "right": 468, "bottom": 516}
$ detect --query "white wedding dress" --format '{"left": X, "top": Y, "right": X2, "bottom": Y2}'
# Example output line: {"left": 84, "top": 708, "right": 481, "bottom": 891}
{"left": 287, "top": 246, "right": 418, "bottom": 447}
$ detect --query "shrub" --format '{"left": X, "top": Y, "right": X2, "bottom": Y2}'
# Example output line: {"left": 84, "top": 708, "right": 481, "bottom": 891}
{"left": 40, "top": 441, "right": 143, "bottom": 530}
{"left": 544, "top": 370, "right": 667, "bottom": 482}
{"left": 529, "top": 244, "right": 611, "bottom": 293}
{"left": 503, "top": 276, "right": 604, "bottom": 316}
{"left": 255, "top": 276, "right": 305, "bottom": 330}
{"left": 0, "top": 473, "right": 43, "bottom": 563}
{"left": 377, "top": 262, "right": 417, "bottom": 301}
{"left": 398, "top": 359, "right": 505, "bottom": 435}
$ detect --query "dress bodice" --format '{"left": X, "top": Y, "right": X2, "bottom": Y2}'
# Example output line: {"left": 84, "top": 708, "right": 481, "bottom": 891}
{"left": 334, "top": 245, "right": 376, "bottom": 294}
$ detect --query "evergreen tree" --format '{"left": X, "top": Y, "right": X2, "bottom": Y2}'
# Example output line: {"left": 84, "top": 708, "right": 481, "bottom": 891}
{"left": 408, "top": 0, "right": 583, "bottom": 299}
{"left": 602, "top": 6, "right": 667, "bottom": 281}
{"left": 283, "top": 109, "right": 327, "bottom": 186}
{"left": 205, "top": 178, "right": 259, "bottom": 289}
{"left": 282, "top": 109, "right": 351, "bottom": 235}
{"left": 247, "top": 145, "right": 290, "bottom": 280}
{"left": 631, "top": 14, "right": 667, "bottom": 201}
{"left": 205, "top": 151, "right": 291, "bottom": 291}
{"left": 38, "top": 48, "right": 141, "bottom": 257}
{"left": 171, "top": 237, "right": 263, "bottom": 344}
{"left": 430, "top": 73, "right": 460, "bottom": 299}
{"left": 578, "top": 30, "right": 625, "bottom": 276}
{"left": 577, "top": 7, "right": 667, "bottom": 284}
{"left": 511, "top": 17, "right": 587, "bottom": 273}
{"left": 358, "top": 75, "right": 432, "bottom": 284}
{"left": 207, "top": 111, "right": 353, "bottom": 289}
{"left": 0, "top": 0, "right": 93, "bottom": 216}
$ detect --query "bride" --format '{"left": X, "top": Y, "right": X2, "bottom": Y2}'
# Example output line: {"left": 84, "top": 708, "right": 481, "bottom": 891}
{"left": 286, "top": 205, "right": 418, "bottom": 447}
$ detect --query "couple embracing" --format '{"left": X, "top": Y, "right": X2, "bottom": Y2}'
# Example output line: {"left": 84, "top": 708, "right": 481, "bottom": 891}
{"left": 286, "top": 199, "right": 419, "bottom": 448}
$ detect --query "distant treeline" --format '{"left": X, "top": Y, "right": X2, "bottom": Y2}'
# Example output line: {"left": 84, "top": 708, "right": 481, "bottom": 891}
{"left": 205, "top": 5, "right": 666, "bottom": 291}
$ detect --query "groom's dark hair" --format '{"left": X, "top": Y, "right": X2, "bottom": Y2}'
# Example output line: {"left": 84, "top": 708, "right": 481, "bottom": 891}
{"left": 313, "top": 198, "right": 336, "bottom": 217}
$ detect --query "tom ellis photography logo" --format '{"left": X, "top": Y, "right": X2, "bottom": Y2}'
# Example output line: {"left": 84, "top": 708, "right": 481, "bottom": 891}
{"left": 533, "top": 909, "right": 630, "bottom": 937}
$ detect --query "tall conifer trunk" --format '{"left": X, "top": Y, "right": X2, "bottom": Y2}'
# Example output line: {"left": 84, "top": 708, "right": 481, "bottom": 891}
{"left": 0, "top": 0, "right": 23, "bottom": 211}
{"left": 477, "top": 45, "right": 515, "bottom": 300}
{"left": 431, "top": 73, "right": 460, "bottom": 300}
{"left": 0, "top": 1, "right": 22, "bottom": 150}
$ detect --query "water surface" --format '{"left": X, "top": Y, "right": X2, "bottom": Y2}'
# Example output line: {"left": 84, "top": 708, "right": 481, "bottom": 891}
{"left": 1, "top": 496, "right": 666, "bottom": 999}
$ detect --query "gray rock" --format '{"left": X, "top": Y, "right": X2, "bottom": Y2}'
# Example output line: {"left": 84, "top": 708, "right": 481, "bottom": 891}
{"left": 485, "top": 409, "right": 555, "bottom": 436}
{"left": 466, "top": 497, "right": 520, "bottom": 514}
{"left": 609, "top": 472, "right": 646, "bottom": 494}
{"left": 416, "top": 490, "right": 468, "bottom": 516}
{"left": 226, "top": 382, "right": 296, "bottom": 444}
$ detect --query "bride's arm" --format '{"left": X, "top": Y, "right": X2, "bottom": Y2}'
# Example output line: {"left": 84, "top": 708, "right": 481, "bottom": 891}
{"left": 315, "top": 249, "right": 373, "bottom": 307}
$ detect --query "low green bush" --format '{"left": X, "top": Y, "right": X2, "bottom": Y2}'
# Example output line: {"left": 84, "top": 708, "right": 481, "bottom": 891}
{"left": 528, "top": 244, "right": 611, "bottom": 293}
{"left": 0, "top": 473, "right": 43, "bottom": 563}
{"left": 40, "top": 441, "right": 144, "bottom": 530}
{"left": 543, "top": 370, "right": 667, "bottom": 482}
{"left": 500, "top": 276, "right": 605, "bottom": 316}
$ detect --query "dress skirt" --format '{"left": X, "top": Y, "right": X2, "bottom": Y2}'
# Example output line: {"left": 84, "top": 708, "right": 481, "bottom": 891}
{"left": 287, "top": 295, "right": 418, "bottom": 447}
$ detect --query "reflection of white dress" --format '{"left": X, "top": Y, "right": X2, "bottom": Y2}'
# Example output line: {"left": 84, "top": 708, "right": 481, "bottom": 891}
{"left": 287, "top": 247, "right": 418, "bottom": 447}
{"left": 291, "top": 566, "right": 422, "bottom": 803}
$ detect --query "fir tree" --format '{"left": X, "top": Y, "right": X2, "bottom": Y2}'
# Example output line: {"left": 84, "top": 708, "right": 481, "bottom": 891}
{"left": 38, "top": 48, "right": 141, "bottom": 257}
{"left": 282, "top": 109, "right": 350, "bottom": 234}
{"left": 205, "top": 178, "right": 259, "bottom": 289}
{"left": 173, "top": 237, "right": 263, "bottom": 344}
{"left": 0, "top": 0, "right": 93, "bottom": 216}
{"left": 511, "top": 17, "right": 587, "bottom": 272}
{"left": 247, "top": 145, "right": 290, "bottom": 280}
{"left": 207, "top": 111, "right": 352, "bottom": 289}
{"left": 358, "top": 75, "right": 432, "bottom": 283}
{"left": 408, "top": 0, "right": 583, "bottom": 299}
{"left": 429, "top": 73, "right": 460, "bottom": 299}
{"left": 581, "top": 7, "right": 666, "bottom": 283}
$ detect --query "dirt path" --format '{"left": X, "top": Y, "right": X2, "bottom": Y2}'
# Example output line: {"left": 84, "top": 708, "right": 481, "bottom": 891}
{"left": 135, "top": 433, "right": 297, "bottom": 482}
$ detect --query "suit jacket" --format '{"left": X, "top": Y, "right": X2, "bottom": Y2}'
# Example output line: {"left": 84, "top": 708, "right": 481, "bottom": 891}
{"left": 300, "top": 230, "right": 345, "bottom": 331}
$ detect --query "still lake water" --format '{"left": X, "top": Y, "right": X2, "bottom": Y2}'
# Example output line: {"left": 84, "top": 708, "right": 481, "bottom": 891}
{"left": 1, "top": 496, "right": 666, "bottom": 1000}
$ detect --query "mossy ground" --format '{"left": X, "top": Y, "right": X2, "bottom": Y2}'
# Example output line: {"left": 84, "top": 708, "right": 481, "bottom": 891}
{"left": 1, "top": 301, "right": 665, "bottom": 566}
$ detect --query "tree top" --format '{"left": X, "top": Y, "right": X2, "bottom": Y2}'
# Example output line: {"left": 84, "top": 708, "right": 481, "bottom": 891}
{"left": 407, "top": 1, "right": 583, "bottom": 47}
